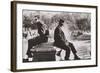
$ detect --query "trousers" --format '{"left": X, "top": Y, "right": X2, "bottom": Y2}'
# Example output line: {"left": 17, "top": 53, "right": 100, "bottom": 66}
{"left": 54, "top": 42, "right": 77, "bottom": 60}
{"left": 26, "top": 36, "right": 48, "bottom": 57}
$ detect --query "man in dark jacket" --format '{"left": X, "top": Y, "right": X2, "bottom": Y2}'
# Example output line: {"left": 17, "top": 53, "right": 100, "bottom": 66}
{"left": 26, "top": 15, "right": 49, "bottom": 60}
{"left": 34, "top": 15, "right": 49, "bottom": 42}
{"left": 54, "top": 19, "right": 80, "bottom": 60}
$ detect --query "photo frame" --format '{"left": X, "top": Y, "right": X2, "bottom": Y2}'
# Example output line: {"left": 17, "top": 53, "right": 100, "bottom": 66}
{"left": 11, "top": 1, "right": 98, "bottom": 72}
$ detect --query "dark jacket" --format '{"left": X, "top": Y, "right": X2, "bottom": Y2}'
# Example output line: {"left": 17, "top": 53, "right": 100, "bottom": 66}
{"left": 54, "top": 26, "right": 67, "bottom": 47}
{"left": 36, "top": 21, "right": 45, "bottom": 36}
{"left": 36, "top": 21, "right": 49, "bottom": 42}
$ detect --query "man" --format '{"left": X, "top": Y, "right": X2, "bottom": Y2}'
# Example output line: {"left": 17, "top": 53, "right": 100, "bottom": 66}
{"left": 34, "top": 15, "right": 49, "bottom": 42}
{"left": 54, "top": 19, "right": 80, "bottom": 60}
{"left": 26, "top": 15, "right": 49, "bottom": 61}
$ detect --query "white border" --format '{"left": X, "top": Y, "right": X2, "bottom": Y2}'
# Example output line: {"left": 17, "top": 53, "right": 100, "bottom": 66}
{"left": 17, "top": 3, "right": 96, "bottom": 70}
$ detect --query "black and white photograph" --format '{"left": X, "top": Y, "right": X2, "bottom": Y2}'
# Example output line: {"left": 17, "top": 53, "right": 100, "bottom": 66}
{"left": 22, "top": 10, "right": 91, "bottom": 62}
{"left": 11, "top": 1, "right": 97, "bottom": 71}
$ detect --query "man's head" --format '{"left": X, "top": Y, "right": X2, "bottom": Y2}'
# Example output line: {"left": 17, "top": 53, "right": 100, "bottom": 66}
{"left": 59, "top": 19, "right": 64, "bottom": 26}
{"left": 34, "top": 15, "right": 40, "bottom": 22}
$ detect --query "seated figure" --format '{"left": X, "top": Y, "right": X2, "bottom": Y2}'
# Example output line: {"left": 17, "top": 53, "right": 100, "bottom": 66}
{"left": 53, "top": 19, "right": 80, "bottom": 60}
{"left": 26, "top": 15, "right": 49, "bottom": 61}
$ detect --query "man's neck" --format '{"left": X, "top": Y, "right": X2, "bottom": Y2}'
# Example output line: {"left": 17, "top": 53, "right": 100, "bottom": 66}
{"left": 58, "top": 25, "right": 63, "bottom": 28}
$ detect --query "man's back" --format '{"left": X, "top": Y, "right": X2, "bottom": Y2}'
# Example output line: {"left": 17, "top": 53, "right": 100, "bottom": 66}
{"left": 54, "top": 26, "right": 66, "bottom": 46}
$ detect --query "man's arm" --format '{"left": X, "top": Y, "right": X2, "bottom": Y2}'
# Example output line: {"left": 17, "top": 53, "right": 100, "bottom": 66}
{"left": 55, "top": 28, "right": 66, "bottom": 45}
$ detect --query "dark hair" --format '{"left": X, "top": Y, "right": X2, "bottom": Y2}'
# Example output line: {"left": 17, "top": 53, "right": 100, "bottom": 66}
{"left": 59, "top": 19, "right": 64, "bottom": 23}
{"left": 34, "top": 15, "right": 40, "bottom": 19}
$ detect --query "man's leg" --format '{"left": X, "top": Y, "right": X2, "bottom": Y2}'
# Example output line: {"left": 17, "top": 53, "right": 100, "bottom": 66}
{"left": 61, "top": 45, "right": 70, "bottom": 60}
{"left": 26, "top": 39, "right": 34, "bottom": 58}
{"left": 64, "top": 47, "right": 70, "bottom": 60}
{"left": 26, "top": 36, "right": 42, "bottom": 61}
{"left": 55, "top": 44, "right": 71, "bottom": 60}
{"left": 68, "top": 42, "right": 80, "bottom": 60}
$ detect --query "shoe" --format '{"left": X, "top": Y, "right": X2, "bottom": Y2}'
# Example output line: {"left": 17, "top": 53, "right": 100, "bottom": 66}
{"left": 28, "top": 57, "right": 33, "bottom": 62}
{"left": 65, "top": 58, "right": 69, "bottom": 60}
{"left": 74, "top": 56, "right": 80, "bottom": 60}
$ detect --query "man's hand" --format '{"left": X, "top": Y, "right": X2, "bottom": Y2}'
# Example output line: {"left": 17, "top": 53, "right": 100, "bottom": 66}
{"left": 65, "top": 41, "right": 69, "bottom": 46}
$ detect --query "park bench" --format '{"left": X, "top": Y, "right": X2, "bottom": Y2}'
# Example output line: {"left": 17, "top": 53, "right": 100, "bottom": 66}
{"left": 30, "top": 42, "right": 64, "bottom": 62}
